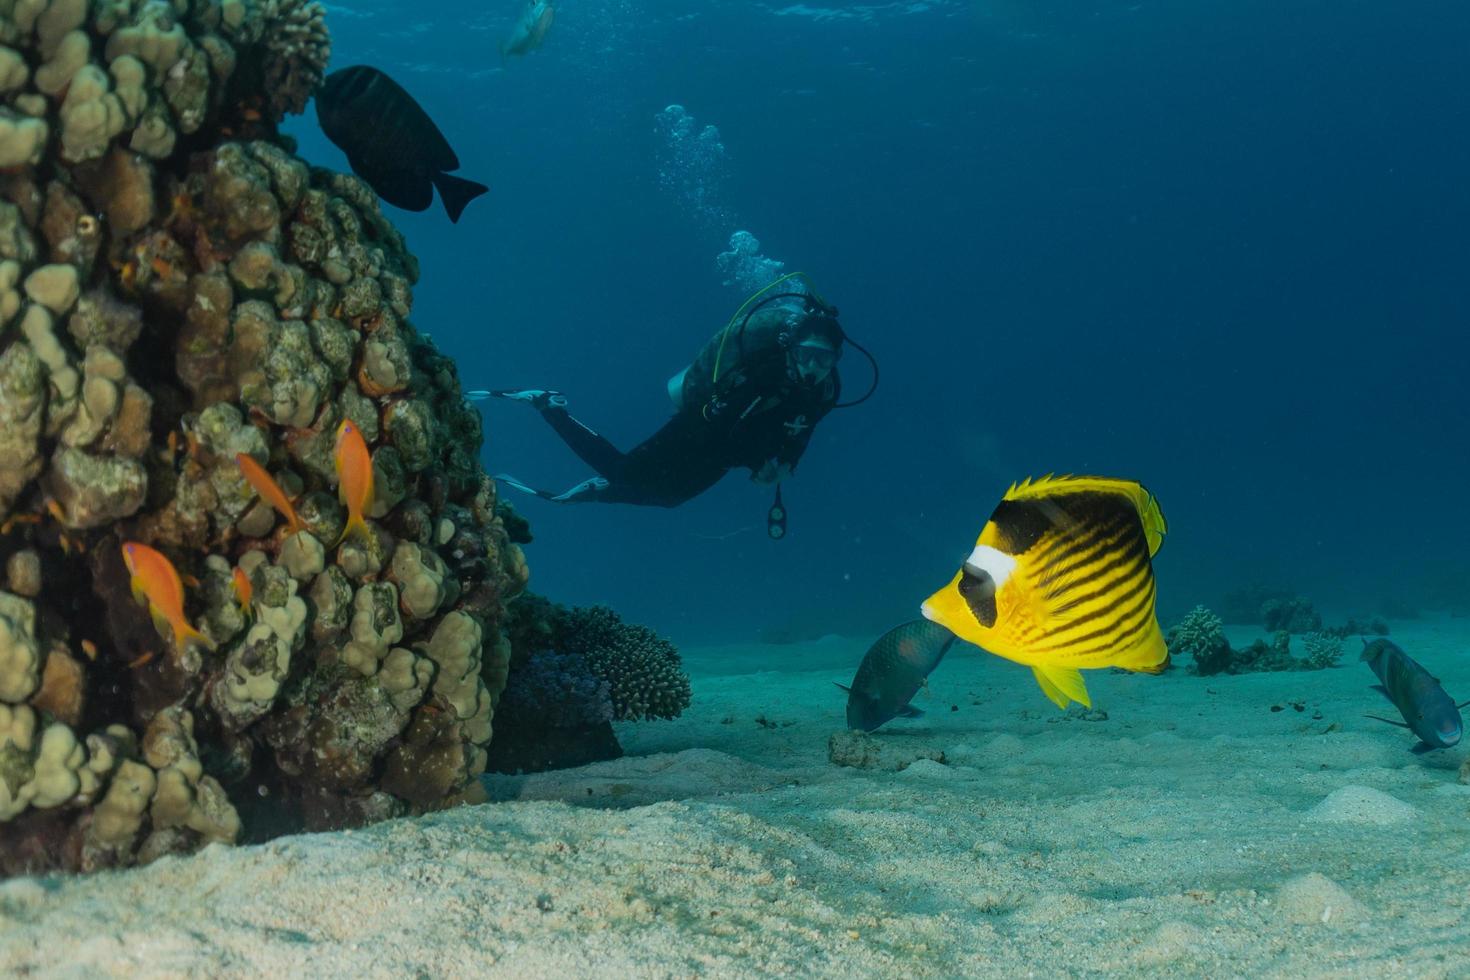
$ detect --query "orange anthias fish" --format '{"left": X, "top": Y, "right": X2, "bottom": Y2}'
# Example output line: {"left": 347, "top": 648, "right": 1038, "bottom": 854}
{"left": 231, "top": 566, "right": 253, "bottom": 615}
{"left": 235, "top": 453, "right": 307, "bottom": 535}
{"left": 120, "top": 541, "right": 212, "bottom": 653}
{"left": 334, "top": 418, "right": 374, "bottom": 545}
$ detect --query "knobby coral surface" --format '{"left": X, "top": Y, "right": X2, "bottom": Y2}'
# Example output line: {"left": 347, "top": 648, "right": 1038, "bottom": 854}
{"left": 0, "top": 0, "right": 528, "bottom": 876}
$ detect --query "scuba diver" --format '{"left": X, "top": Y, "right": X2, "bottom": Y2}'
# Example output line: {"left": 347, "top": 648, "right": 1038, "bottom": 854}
{"left": 470, "top": 274, "right": 878, "bottom": 532}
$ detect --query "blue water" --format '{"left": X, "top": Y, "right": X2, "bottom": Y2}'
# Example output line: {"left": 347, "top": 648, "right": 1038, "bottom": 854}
{"left": 287, "top": 0, "right": 1470, "bottom": 645}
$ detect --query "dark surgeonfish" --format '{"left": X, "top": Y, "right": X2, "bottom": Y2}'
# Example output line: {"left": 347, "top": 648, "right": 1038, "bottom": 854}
{"left": 315, "top": 66, "right": 489, "bottom": 223}
{"left": 1361, "top": 638, "right": 1469, "bottom": 753}
{"left": 838, "top": 619, "right": 957, "bottom": 732}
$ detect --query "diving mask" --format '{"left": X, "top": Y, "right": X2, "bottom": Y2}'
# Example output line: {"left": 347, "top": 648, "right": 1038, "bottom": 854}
{"left": 791, "top": 340, "right": 838, "bottom": 385}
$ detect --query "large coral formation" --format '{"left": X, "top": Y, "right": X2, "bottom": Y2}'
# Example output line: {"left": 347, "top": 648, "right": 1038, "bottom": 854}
{"left": 0, "top": 0, "right": 528, "bottom": 876}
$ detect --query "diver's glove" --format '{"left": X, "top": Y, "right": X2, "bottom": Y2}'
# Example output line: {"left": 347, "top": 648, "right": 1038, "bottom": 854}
{"left": 751, "top": 459, "right": 792, "bottom": 485}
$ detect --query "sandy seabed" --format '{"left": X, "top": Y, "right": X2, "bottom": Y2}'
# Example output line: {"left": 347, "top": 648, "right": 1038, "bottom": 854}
{"left": 2, "top": 617, "right": 1469, "bottom": 978}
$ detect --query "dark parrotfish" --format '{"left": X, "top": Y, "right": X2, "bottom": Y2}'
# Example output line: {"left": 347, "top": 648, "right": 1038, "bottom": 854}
{"left": 315, "top": 66, "right": 489, "bottom": 223}
{"left": 1361, "top": 638, "right": 1468, "bottom": 753}
{"left": 838, "top": 619, "right": 956, "bottom": 732}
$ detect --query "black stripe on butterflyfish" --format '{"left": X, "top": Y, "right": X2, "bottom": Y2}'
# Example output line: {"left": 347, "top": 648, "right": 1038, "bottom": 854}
{"left": 1041, "top": 516, "right": 1138, "bottom": 589}
{"left": 958, "top": 566, "right": 998, "bottom": 627}
{"left": 1005, "top": 489, "right": 1139, "bottom": 563}
{"left": 1032, "top": 572, "right": 1158, "bottom": 660}
{"left": 1043, "top": 523, "right": 1151, "bottom": 614}
{"left": 985, "top": 497, "right": 1056, "bottom": 555}
{"left": 1027, "top": 521, "right": 1156, "bottom": 653}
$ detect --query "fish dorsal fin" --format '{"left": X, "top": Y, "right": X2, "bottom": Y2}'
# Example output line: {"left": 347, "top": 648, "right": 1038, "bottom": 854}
{"left": 1031, "top": 665, "right": 1091, "bottom": 710}
{"left": 1002, "top": 475, "right": 1167, "bottom": 556}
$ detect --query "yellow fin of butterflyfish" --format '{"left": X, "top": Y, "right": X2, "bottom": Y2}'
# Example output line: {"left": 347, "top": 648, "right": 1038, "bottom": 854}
{"left": 1031, "top": 665, "right": 1091, "bottom": 709}
{"left": 1002, "top": 474, "right": 1167, "bottom": 557}
{"left": 1108, "top": 619, "right": 1170, "bottom": 674}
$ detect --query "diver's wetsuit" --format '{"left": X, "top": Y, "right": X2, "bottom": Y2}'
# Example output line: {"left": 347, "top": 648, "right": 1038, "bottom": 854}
{"left": 531, "top": 314, "right": 839, "bottom": 506}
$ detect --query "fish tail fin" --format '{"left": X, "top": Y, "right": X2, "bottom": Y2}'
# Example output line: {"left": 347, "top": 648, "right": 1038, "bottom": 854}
{"left": 1031, "top": 665, "right": 1090, "bottom": 710}
{"left": 285, "top": 507, "right": 308, "bottom": 537}
{"left": 335, "top": 514, "right": 370, "bottom": 547}
{"left": 433, "top": 172, "right": 489, "bottom": 223}
{"left": 174, "top": 619, "right": 214, "bottom": 653}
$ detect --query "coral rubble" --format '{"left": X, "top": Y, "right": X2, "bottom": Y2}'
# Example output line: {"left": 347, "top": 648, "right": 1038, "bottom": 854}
{"left": 0, "top": 0, "right": 527, "bottom": 875}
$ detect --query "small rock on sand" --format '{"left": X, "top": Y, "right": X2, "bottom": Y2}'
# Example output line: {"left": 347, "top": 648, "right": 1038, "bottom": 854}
{"left": 1275, "top": 872, "right": 1366, "bottom": 927}
{"left": 828, "top": 731, "right": 946, "bottom": 771}
{"left": 1306, "top": 785, "right": 1418, "bottom": 826}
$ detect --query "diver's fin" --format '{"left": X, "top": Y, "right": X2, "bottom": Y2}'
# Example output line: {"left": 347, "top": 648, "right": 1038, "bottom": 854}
{"left": 493, "top": 473, "right": 558, "bottom": 500}
{"left": 466, "top": 390, "right": 492, "bottom": 401}
{"left": 432, "top": 172, "right": 490, "bottom": 223}
{"left": 896, "top": 704, "right": 924, "bottom": 719}
{"left": 548, "top": 476, "right": 610, "bottom": 503}
{"left": 1364, "top": 713, "right": 1410, "bottom": 729}
{"left": 1031, "top": 665, "right": 1090, "bottom": 710}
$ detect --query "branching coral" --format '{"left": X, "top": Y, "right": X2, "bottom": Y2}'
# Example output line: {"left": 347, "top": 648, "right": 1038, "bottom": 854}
{"left": 1165, "top": 605, "right": 1231, "bottom": 676}
{"left": 551, "top": 605, "right": 692, "bottom": 723}
{"left": 485, "top": 648, "right": 618, "bottom": 774}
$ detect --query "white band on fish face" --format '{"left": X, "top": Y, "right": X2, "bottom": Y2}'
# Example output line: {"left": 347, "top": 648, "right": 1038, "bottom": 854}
{"left": 964, "top": 545, "right": 1016, "bottom": 587}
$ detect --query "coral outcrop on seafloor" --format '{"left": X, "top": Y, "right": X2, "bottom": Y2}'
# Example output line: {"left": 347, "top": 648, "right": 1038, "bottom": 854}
{"left": 552, "top": 604, "right": 692, "bottom": 723}
{"left": 0, "top": 0, "right": 531, "bottom": 876}
{"left": 1165, "top": 605, "right": 1232, "bottom": 675}
{"left": 486, "top": 597, "right": 691, "bottom": 774}
{"left": 1168, "top": 606, "right": 1347, "bottom": 676}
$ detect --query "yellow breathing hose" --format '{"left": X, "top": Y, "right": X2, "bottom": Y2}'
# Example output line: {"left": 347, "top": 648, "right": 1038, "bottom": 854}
{"left": 709, "top": 270, "right": 825, "bottom": 388}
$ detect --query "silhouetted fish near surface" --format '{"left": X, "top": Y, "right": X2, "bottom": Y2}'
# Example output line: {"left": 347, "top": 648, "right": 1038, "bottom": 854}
{"left": 502, "top": 0, "right": 555, "bottom": 57}
{"left": 1361, "top": 638, "right": 1468, "bottom": 753}
{"left": 838, "top": 619, "right": 956, "bottom": 732}
{"left": 315, "top": 66, "right": 489, "bottom": 223}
